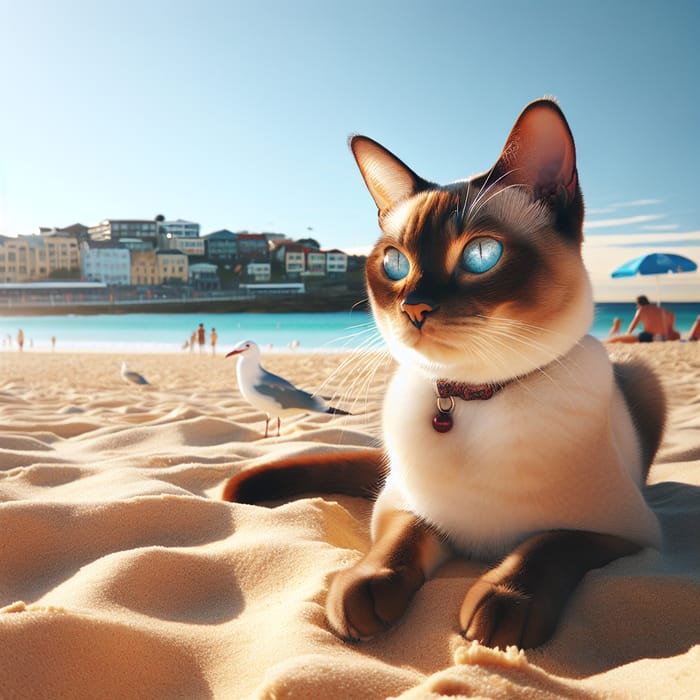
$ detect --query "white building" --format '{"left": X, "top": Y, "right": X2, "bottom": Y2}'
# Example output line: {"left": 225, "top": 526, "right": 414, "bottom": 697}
{"left": 305, "top": 251, "right": 326, "bottom": 275}
{"left": 246, "top": 262, "right": 271, "bottom": 282}
{"left": 325, "top": 249, "right": 348, "bottom": 274}
{"left": 160, "top": 219, "right": 200, "bottom": 238}
{"left": 285, "top": 250, "right": 305, "bottom": 274}
{"left": 80, "top": 241, "right": 131, "bottom": 285}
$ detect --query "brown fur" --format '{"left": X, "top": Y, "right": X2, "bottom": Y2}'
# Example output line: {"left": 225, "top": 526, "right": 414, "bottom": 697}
{"left": 326, "top": 510, "right": 439, "bottom": 640}
{"left": 460, "top": 530, "right": 642, "bottom": 648}
{"left": 222, "top": 448, "right": 386, "bottom": 504}
{"left": 614, "top": 359, "right": 667, "bottom": 472}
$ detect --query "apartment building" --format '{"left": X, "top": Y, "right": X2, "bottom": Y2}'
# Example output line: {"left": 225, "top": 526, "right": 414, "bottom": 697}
{"left": 236, "top": 233, "right": 269, "bottom": 262}
{"left": 130, "top": 249, "right": 159, "bottom": 286}
{"left": 325, "top": 249, "right": 348, "bottom": 274}
{"left": 80, "top": 241, "right": 131, "bottom": 285}
{"left": 156, "top": 250, "right": 188, "bottom": 284}
{"left": 159, "top": 219, "right": 200, "bottom": 238}
{"left": 203, "top": 230, "right": 238, "bottom": 260}
{"left": 89, "top": 219, "right": 158, "bottom": 244}
{"left": 0, "top": 234, "right": 79, "bottom": 283}
{"left": 159, "top": 235, "right": 205, "bottom": 257}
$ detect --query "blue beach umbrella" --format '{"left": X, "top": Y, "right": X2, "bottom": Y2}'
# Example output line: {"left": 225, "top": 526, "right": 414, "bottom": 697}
{"left": 611, "top": 252, "right": 697, "bottom": 304}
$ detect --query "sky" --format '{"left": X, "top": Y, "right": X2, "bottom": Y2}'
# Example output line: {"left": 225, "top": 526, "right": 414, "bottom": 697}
{"left": 0, "top": 0, "right": 698, "bottom": 301}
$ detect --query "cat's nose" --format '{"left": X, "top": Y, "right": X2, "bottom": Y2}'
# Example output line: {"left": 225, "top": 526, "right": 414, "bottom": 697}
{"left": 401, "top": 293, "right": 439, "bottom": 329}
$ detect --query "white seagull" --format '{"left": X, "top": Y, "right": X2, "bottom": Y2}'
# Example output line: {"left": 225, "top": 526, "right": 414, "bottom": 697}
{"left": 226, "top": 340, "right": 349, "bottom": 437}
{"left": 121, "top": 360, "right": 149, "bottom": 386}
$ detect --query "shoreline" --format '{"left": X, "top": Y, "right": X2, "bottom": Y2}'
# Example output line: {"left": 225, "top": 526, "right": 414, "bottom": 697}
{"left": 1, "top": 296, "right": 698, "bottom": 317}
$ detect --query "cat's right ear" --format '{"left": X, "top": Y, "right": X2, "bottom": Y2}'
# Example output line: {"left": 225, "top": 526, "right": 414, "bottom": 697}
{"left": 349, "top": 136, "right": 432, "bottom": 214}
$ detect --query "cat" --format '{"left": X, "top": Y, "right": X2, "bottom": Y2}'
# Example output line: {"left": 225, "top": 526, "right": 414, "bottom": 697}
{"left": 223, "top": 98, "right": 666, "bottom": 649}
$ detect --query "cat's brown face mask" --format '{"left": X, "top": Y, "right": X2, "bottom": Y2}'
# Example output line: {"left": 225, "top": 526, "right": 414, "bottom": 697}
{"left": 351, "top": 100, "right": 593, "bottom": 382}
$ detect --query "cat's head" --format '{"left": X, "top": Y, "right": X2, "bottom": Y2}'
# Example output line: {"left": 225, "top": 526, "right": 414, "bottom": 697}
{"left": 351, "top": 98, "right": 593, "bottom": 383}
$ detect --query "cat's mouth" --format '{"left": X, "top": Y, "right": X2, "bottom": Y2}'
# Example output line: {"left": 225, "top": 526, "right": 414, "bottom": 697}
{"left": 394, "top": 318, "right": 469, "bottom": 362}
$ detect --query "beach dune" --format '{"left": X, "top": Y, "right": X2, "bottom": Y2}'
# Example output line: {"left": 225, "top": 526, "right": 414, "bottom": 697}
{"left": 0, "top": 345, "right": 698, "bottom": 698}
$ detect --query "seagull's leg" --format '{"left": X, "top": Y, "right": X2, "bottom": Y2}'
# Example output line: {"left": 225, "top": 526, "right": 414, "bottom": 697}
{"left": 276, "top": 416, "right": 281, "bottom": 437}
{"left": 264, "top": 415, "right": 270, "bottom": 439}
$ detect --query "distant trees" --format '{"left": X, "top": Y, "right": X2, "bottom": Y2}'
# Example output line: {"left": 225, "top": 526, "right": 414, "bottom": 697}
{"left": 49, "top": 267, "right": 82, "bottom": 280}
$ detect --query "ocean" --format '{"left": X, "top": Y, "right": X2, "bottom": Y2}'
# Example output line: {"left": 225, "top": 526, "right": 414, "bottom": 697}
{"left": 1, "top": 303, "right": 699, "bottom": 353}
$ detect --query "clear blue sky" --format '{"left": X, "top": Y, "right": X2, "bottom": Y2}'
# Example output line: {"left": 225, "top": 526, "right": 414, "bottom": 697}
{"left": 1, "top": 0, "right": 698, "bottom": 299}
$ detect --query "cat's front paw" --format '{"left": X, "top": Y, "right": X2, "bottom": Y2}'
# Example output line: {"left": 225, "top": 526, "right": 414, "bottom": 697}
{"left": 459, "top": 575, "right": 559, "bottom": 649}
{"left": 326, "top": 561, "right": 422, "bottom": 641}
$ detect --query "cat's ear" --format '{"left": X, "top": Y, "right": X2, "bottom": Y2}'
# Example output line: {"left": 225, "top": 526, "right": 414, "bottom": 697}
{"left": 493, "top": 99, "right": 579, "bottom": 204}
{"left": 350, "top": 135, "right": 433, "bottom": 213}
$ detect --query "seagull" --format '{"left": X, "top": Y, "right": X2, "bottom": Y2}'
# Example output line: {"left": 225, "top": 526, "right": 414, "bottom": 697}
{"left": 121, "top": 360, "right": 149, "bottom": 386}
{"left": 225, "top": 340, "right": 349, "bottom": 437}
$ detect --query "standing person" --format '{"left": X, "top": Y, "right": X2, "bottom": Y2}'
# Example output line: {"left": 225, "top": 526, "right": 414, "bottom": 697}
{"left": 197, "top": 323, "right": 206, "bottom": 353}
{"left": 210, "top": 327, "right": 218, "bottom": 355}
{"left": 51, "top": 335, "right": 56, "bottom": 351}
{"left": 189, "top": 330, "right": 196, "bottom": 352}
{"left": 17, "top": 329, "right": 24, "bottom": 352}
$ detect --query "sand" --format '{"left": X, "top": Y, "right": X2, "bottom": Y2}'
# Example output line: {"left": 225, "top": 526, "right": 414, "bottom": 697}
{"left": 0, "top": 343, "right": 698, "bottom": 699}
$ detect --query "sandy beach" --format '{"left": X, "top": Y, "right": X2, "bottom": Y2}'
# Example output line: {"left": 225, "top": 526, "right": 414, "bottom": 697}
{"left": 1, "top": 343, "right": 699, "bottom": 699}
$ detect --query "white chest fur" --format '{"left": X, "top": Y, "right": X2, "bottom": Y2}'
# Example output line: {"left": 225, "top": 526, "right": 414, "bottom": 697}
{"left": 378, "top": 335, "right": 660, "bottom": 558}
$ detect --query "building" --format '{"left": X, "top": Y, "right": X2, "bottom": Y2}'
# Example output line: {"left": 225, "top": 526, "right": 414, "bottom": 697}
{"left": 0, "top": 236, "right": 34, "bottom": 282}
{"left": 89, "top": 219, "right": 158, "bottom": 244}
{"left": 284, "top": 246, "right": 305, "bottom": 276}
{"left": 189, "top": 262, "right": 219, "bottom": 291}
{"left": 130, "top": 249, "right": 159, "bottom": 286}
{"left": 203, "top": 230, "right": 237, "bottom": 260}
{"left": 246, "top": 262, "right": 271, "bottom": 282}
{"left": 159, "top": 235, "right": 205, "bottom": 257}
{"left": 158, "top": 219, "right": 203, "bottom": 255}
{"left": 156, "top": 250, "right": 188, "bottom": 285}
{"left": 236, "top": 233, "right": 269, "bottom": 262}
{"left": 305, "top": 251, "right": 326, "bottom": 275}
{"left": 159, "top": 219, "right": 200, "bottom": 238}
{"left": 40, "top": 223, "right": 90, "bottom": 240}
{"left": 325, "top": 249, "right": 348, "bottom": 275}
{"left": 0, "top": 234, "right": 80, "bottom": 283}
{"left": 39, "top": 233, "right": 81, "bottom": 277}
{"left": 80, "top": 241, "right": 131, "bottom": 285}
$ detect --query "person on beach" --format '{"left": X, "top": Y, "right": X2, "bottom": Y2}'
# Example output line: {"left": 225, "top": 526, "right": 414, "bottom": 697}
{"left": 197, "top": 323, "right": 206, "bottom": 353}
{"left": 608, "top": 317, "right": 622, "bottom": 337}
{"left": 606, "top": 295, "right": 680, "bottom": 343}
{"left": 688, "top": 315, "right": 700, "bottom": 342}
{"left": 189, "top": 330, "right": 196, "bottom": 353}
{"left": 51, "top": 335, "right": 56, "bottom": 351}
{"left": 17, "top": 329, "right": 24, "bottom": 352}
{"left": 210, "top": 327, "right": 218, "bottom": 355}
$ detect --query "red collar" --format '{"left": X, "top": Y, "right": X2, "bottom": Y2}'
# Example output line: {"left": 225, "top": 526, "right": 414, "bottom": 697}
{"left": 436, "top": 379, "right": 505, "bottom": 401}
{"left": 432, "top": 378, "right": 507, "bottom": 433}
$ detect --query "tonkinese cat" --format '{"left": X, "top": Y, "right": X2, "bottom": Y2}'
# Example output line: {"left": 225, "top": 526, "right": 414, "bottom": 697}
{"left": 223, "top": 99, "right": 665, "bottom": 649}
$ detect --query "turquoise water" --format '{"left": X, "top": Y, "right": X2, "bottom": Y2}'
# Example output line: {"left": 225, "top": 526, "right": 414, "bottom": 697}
{"left": 1, "top": 303, "right": 699, "bottom": 353}
{"left": 0, "top": 311, "right": 377, "bottom": 353}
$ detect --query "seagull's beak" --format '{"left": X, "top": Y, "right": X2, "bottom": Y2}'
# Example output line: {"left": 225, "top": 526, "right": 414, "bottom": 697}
{"left": 225, "top": 349, "right": 244, "bottom": 358}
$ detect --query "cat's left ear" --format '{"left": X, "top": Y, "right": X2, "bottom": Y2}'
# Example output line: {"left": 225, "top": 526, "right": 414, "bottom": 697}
{"left": 494, "top": 99, "right": 579, "bottom": 206}
{"left": 350, "top": 135, "right": 433, "bottom": 214}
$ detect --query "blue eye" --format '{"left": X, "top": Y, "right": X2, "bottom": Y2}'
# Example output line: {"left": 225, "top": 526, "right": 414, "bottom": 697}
{"left": 383, "top": 247, "right": 410, "bottom": 281}
{"left": 461, "top": 237, "right": 503, "bottom": 274}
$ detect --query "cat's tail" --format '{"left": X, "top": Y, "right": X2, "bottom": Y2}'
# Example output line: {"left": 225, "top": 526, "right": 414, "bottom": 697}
{"left": 222, "top": 448, "right": 387, "bottom": 505}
